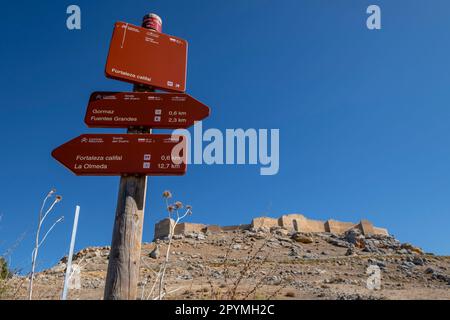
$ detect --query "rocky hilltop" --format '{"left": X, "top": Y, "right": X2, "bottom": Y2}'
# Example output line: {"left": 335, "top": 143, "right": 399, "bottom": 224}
{"left": 2, "top": 218, "right": 450, "bottom": 300}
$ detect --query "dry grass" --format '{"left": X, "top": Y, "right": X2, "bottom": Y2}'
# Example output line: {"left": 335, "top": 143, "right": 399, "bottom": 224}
{"left": 201, "top": 231, "right": 292, "bottom": 300}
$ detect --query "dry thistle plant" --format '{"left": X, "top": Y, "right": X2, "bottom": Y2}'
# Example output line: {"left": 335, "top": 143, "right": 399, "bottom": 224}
{"left": 140, "top": 190, "right": 192, "bottom": 300}
{"left": 28, "top": 188, "right": 64, "bottom": 300}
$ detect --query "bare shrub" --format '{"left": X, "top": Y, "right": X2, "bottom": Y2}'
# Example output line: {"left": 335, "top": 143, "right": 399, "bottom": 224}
{"left": 204, "top": 232, "right": 292, "bottom": 300}
{"left": 28, "top": 189, "right": 64, "bottom": 300}
{"left": 140, "top": 190, "right": 192, "bottom": 300}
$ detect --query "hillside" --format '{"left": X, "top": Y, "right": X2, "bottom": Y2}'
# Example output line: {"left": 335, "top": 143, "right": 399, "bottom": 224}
{"left": 2, "top": 224, "right": 450, "bottom": 300}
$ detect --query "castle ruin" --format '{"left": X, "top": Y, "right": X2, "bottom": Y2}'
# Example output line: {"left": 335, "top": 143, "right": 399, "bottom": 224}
{"left": 153, "top": 213, "right": 388, "bottom": 240}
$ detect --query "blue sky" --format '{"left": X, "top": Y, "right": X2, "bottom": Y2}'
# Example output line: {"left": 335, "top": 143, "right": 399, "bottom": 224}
{"left": 1, "top": 0, "right": 450, "bottom": 273}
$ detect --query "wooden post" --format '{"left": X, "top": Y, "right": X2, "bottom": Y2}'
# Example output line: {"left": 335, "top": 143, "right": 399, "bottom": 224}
{"left": 104, "top": 13, "right": 162, "bottom": 300}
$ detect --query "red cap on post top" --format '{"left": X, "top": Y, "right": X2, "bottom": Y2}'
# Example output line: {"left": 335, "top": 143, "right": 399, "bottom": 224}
{"left": 142, "top": 13, "right": 163, "bottom": 33}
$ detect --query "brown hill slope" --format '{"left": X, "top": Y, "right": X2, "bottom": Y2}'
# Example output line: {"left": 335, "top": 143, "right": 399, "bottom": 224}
{"left": 2, "top": 226, "right": 450, "bottom": 300}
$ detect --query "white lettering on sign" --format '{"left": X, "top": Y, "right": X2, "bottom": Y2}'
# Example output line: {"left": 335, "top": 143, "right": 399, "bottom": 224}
{"left": 75, "top": 155, "right": 123, "bottom": 161}
{"left": 126, "top": 26, "right": 140, "bottom": 33}
{"left": 99, "top": 95, "right": 117, "bottom": 100}
{"left": 169, "top": 38, "right": 183, "bottom": 45}
{"left": 110, "top": 68, "right": 152, "bottom": 84}
{"left": 83, "top": 164, "right": 107, "bottom": 169}
{"left": 114, "top": 116, "right": 138, "bottom": 122}
{"left": 111, "top": 68, "right": 136, "bottom": 79}
{"left": 74, "top": 163, "right": 107, "bottom": 170}
{"left": 91, "top": 116, "right": 112, "bottom": 121}
{"left": 90, "top": 115, "right": 139, "bottom": 122}
{"left": 81, "top": 137, "right": 104, "bottom": 144}
{"left": 93, "top": 109, "right": 115, "bottom": 115}
{"left": 137, "top": 75, "right": 152, "bottom": 82}
{"left": 124, "top": 95, "right": 140, "bottom": 101}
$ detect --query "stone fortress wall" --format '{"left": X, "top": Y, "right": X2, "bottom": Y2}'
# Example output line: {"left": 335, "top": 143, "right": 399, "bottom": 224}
{"left": 154, "top": 213, "right": 389, "bottom": 240}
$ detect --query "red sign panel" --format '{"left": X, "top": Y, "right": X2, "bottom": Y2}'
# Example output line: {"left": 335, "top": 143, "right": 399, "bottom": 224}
{"left": 85, "top": 92, "right": 210, "bottom": 129}
{"left": 105, "top": 22, "right": 188, "bottom": 92}
{"left": 52, "top": 134, "right": 186, "bottom": 176}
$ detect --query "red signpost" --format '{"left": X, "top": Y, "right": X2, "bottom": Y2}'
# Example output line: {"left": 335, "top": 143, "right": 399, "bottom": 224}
{"left": 52, "top": 13, "right": 209, "bottom": 300}
{"left": 52, "top": 134, "right": 186, "bottom": 176}
{"left": 105, "top": 21, "right": 188, "bottom": 92}
{"left": 85, "top": 91, "right": 210, "bottom": 129}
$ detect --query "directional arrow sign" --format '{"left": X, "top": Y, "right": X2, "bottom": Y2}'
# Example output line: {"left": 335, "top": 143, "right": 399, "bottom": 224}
{"left": 85, "top": 92, "right": 210, "bottom": 129}
{"left": 52, "top": 134, "right": 186, "bottom": 176}
{"left": 105, "top": 22, "right": 188, "bottom": 92}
